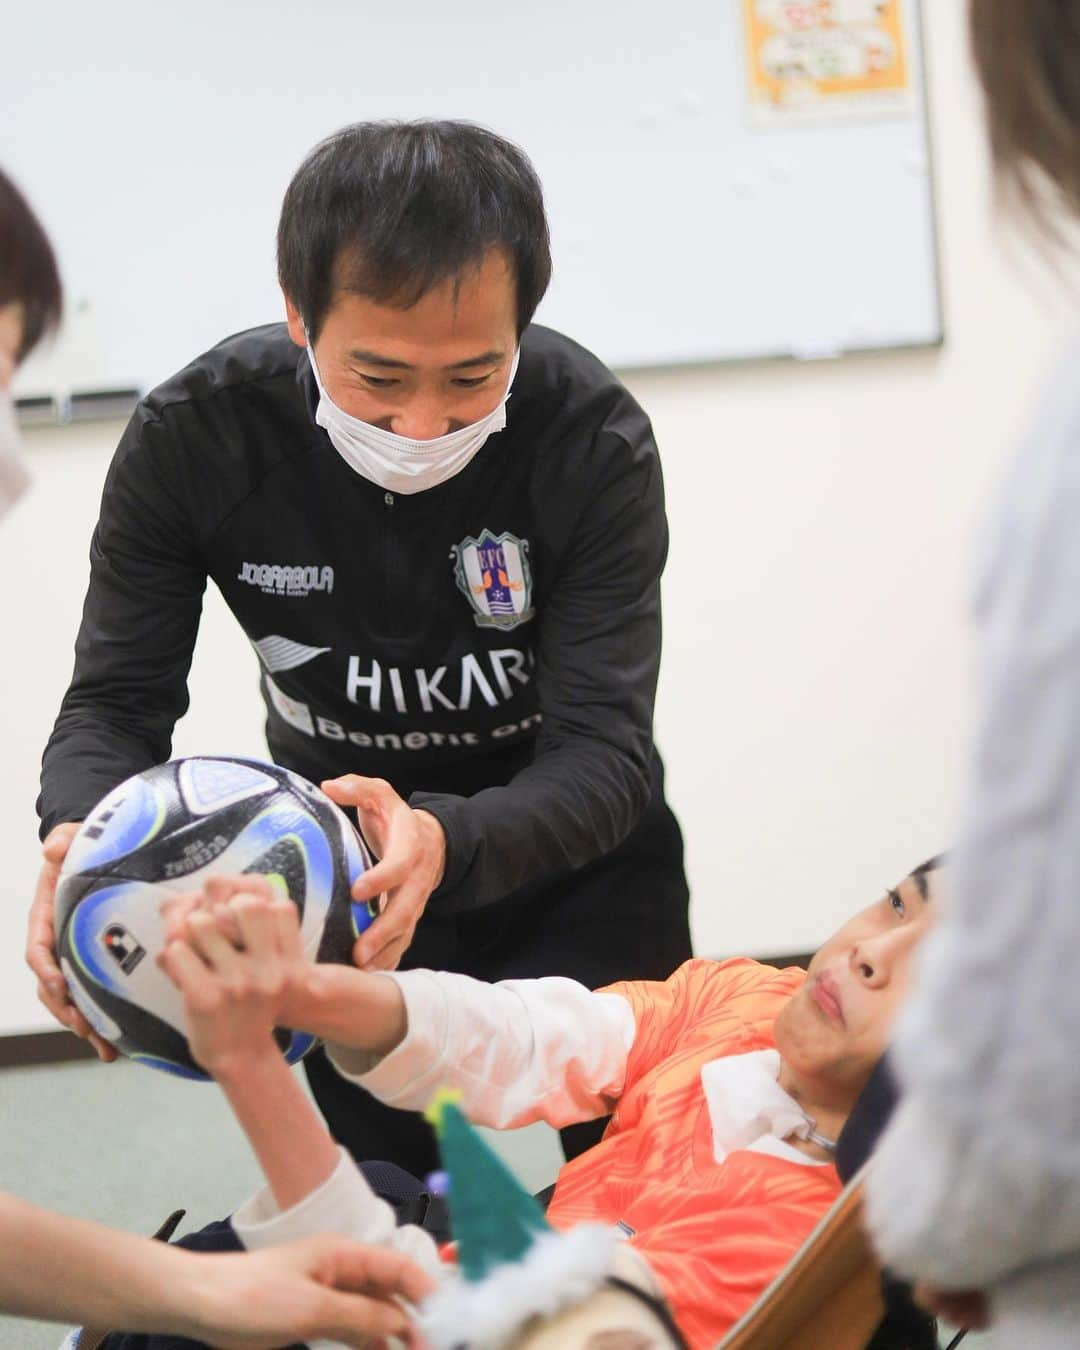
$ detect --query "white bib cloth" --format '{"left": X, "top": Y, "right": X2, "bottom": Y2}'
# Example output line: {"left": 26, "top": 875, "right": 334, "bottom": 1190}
{"left": 701, "top": 1048, "right": 828, "bottom": 1166}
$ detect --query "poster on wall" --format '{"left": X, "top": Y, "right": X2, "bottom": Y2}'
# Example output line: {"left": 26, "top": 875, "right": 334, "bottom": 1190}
{"left": 741, "top": 0, "right": 914, "bottom": 124}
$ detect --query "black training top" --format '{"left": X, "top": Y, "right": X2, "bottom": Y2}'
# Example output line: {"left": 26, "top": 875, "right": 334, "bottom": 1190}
{"left": 39, "top": 322, "right": 669, "bottom": 913}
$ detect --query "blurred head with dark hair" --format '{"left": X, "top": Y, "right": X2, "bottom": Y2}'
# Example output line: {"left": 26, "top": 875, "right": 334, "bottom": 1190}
{"left": 0, "top": 167, "right": 62, "bottom": 380}
{"left": 279, "top": 120, "right": 550, "bottom": 444}
{"left": 969, "top": 0, "right": 1080, "bottom": 234}
{"left": 0, "top": 167, "right": 62, "bottom": 518}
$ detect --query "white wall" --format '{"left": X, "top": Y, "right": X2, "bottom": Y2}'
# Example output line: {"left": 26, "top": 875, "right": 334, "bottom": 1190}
{"left": 2, "top": 1, "right": 1076, "bottom": 1033}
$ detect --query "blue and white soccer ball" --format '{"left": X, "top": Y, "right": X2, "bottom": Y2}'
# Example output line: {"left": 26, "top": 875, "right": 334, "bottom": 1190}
{"left": 54, "top": 756, "right": 377, "bottom": 1079}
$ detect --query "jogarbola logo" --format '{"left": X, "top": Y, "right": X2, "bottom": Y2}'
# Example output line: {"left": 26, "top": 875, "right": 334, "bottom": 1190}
{"left": 451, "top": 529, "right": 535, "bottom": 631}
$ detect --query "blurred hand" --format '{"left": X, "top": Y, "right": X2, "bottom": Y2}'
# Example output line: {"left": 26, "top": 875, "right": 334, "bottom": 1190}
{"left": 914, "top": 1283, "right": 990, "bottom": 1331}
{"left": 25, "top": 822, "right": 118, "bottom": 1062}
{"left": 322, "top": 776, "right": 446, "bottom": 972}
{"left": 158, "top": 879, "right": 307, "bottom": 1077}
{"left": 160, "top": 872, "right": 272, "bottom": 946}
{"left": 191, "top": 1234, "right": 435, "bottom": 1348}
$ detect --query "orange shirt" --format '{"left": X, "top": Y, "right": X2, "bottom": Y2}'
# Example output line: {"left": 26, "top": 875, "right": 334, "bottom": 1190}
{"left": 546, "top": 958, "right": 843, "bottom": 1348}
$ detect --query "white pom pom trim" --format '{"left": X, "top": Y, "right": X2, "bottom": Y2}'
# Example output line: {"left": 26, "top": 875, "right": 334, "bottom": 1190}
{"left": 419, "top": 1223, "right": 620, "bottom": 1350}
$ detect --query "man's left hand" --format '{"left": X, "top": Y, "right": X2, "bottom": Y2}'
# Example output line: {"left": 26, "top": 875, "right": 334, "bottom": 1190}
{"left": 321, "top": 776, "right": 446, "bottom": 972}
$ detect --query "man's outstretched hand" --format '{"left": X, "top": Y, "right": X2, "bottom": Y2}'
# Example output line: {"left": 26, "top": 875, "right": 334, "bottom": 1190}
{"left": 322, "top": 776, "right": 446, "bottom": 972}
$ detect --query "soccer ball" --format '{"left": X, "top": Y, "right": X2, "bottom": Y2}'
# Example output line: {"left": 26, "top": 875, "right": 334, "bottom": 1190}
{"left": 54, "top": 756, "right": 377, "bottom": 1079}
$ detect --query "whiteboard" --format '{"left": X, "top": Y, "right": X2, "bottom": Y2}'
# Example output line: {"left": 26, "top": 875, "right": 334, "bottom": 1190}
{"left": 5, "top": 0, "right": 940, "bottom": 402}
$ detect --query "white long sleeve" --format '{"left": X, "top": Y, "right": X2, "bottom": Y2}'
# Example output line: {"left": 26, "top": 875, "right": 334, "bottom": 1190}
{"left": 867, "top": 338, "right": 1080, "bottom": 1288}
{"left": 327, "top": 970, "right": 637, "bottom": 1130}
{"left": 232, "top": 1146, "right": 442, "bottom": 1280}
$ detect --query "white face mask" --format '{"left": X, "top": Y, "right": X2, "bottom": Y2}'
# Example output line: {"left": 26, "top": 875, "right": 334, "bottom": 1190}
{"left": 307, "top": 341, "right": 519, "bottom": 495}
{"left": 0, "top": 391, "right": 31, "bottom": 523}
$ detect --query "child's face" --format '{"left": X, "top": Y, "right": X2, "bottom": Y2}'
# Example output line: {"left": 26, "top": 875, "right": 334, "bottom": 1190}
{"left": 772, "top": 869, "right": 940, "bottom": 1102}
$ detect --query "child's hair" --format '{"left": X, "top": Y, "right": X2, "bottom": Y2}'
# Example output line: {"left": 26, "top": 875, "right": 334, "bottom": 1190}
{"left": 908, "top": 854, "right": 945, "bottom": 900}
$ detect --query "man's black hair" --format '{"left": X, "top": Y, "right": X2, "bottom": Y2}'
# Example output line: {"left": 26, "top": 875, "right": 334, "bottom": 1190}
{"left": 908, "top": 854, "right": 945, "bottom": 901}
{"left": 277, "top": 120, "right": 552, "bottom": 343}
{"left": 0, "top": 168, "right": 62, "bottom": 362}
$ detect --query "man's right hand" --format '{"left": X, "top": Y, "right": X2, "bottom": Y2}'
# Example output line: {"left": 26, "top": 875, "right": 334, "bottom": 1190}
{"left": 25, "top": 822, "right": 118, "bottom": 1062}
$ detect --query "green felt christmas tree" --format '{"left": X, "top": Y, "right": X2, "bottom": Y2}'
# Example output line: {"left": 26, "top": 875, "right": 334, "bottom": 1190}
{"left": 419, "top": 1088, "right": 619, "bottom": 1349}
{"left": 425, "top": 1087, "right": 553, "bottom": 1282}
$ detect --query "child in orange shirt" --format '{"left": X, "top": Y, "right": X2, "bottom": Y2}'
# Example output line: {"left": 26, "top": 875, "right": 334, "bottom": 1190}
{"left": 122, "top": 857, "right": 940, "bottom": 1349}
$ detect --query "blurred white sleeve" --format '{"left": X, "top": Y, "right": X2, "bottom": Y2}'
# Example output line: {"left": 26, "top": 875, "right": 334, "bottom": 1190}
{"left": 232, "top": 1146, "right": 442, "bottom": 1280}
{"left": 867, "top": 343, "right": 1080, "bottom": 1288}
{"left": 327, "top": 969, "right": 636, "bottom": 1130}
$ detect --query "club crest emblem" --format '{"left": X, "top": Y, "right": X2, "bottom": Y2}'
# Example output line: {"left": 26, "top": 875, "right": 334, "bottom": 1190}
{"left": 451, "top": 529, "right": 535, "bottom": 631}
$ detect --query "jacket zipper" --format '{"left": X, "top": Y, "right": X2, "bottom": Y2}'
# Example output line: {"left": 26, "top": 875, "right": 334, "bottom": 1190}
{"left": 381, "top": 490, "right": 396, "bottom": 638}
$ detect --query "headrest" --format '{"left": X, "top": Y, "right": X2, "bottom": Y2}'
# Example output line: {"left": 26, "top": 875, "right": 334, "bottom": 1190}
{"left": 835, "top": 1056, "right": 899, "bottom": 1184}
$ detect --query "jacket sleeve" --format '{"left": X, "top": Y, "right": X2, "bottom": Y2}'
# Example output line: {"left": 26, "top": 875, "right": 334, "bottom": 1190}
{"left": 866, "top": 348, "right": 1080, "bottom": 1288}
{"left": 328, "top": 968, "right": 636, "bottom": 1130}
{"left": 37, "top": 409, "right": 207, "bottom": 836}
{"left": 410, "top": 395, "right": 667, "bottom": 911}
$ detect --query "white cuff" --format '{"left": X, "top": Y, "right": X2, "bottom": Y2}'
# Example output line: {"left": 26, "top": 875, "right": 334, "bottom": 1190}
{"left": 233, "top": 1146, "right": 398, "bottom": 1249}
{"left": 232, "top": 1145, "right": 441, "bottom": 1280}
{"left": 328, "top": 970, "right": 453, "bottom": 1108}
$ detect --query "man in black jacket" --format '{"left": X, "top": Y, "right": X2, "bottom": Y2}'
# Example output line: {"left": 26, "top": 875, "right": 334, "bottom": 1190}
{"left": 27, "top": 120, "right": 691, "bottom": 1174}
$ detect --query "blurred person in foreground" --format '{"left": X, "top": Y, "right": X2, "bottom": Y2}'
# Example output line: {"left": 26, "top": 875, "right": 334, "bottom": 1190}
{"left": 867, "top": 4, "right": 1080, "bottom": 1342}
{"left": 0, "top": 165, "right": 432, "bottom": 1348}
